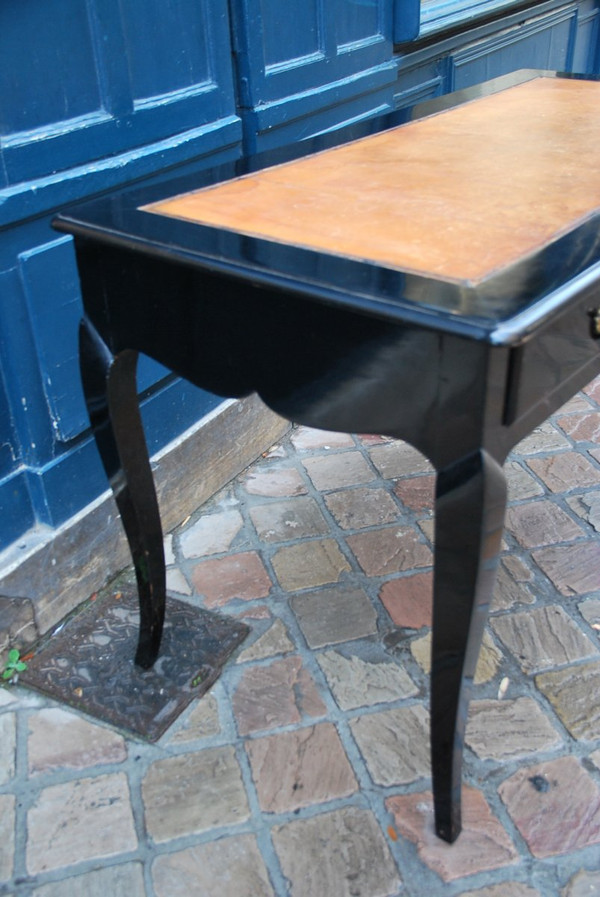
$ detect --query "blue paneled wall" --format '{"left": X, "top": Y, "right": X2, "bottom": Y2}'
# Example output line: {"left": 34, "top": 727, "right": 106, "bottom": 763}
{"left": 0, "top": 0, "right": 598, "bottom": 554}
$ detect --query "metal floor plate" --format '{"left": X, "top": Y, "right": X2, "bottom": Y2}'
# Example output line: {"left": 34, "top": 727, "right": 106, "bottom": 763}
{"left": 20, "top": 586, "right": 249, "bottom": 741}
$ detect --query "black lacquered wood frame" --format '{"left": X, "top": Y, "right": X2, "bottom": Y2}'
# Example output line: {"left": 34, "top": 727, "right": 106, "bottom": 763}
{"left": 54, "top": 71, "right": 600, "bottom": 843}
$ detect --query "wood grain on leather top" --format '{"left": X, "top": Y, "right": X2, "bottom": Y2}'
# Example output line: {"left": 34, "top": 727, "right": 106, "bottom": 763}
{"left": 145, "top": 78, "right": 600, "bottom": 285}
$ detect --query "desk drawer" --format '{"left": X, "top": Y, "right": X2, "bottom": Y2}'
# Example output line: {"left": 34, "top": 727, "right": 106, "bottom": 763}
{"left": 505, "top": 292, "right": 600, "bottom": 425}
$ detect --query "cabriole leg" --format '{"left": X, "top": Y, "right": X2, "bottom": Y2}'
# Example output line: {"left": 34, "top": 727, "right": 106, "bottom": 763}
{"left": 431, "top": 449, "right": 506, "bottom": 842}
{"left": 79, "top": 316, "right": 165, "bottom": 669}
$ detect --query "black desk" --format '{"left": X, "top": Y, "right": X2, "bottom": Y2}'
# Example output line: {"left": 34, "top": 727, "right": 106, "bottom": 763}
{"left": 54, "top": 71, "right": 600, "bottom": 843}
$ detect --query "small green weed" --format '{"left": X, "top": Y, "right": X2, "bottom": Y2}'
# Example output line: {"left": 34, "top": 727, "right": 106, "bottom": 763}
{"left": 2, "top": 649, "right": 27, "bottom": 683}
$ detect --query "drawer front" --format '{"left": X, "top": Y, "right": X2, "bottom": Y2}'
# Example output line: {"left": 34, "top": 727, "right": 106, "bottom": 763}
{"left": 505, "top": 290, "right": 600, "bottom": 425}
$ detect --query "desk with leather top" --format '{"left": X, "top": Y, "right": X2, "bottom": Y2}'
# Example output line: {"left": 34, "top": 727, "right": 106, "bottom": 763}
{"left": 54, "top": 71, "right": 600, "bottom": 842}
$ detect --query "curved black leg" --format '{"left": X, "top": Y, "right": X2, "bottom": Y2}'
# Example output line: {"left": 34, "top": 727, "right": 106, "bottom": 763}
{"left": 79, "top": 317, "right": 165, "bottom": 669}
{"left": 431, "top": 449, "right": 506, "bottom": 842}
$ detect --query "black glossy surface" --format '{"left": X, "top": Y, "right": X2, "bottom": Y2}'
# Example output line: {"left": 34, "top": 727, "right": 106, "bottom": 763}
{"left": 55, "top": 70, "right": 600, "bottom": 343}
{"left": 54, "top": 70, "right": 600, "bottom": 843}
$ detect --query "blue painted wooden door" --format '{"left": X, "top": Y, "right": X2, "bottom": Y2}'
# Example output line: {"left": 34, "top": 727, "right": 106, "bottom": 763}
{"left": 0, "top": 0, "right": 241, "bottom": 548}
{"left": 229, "top": 0, "right": 399, "bottom": 149}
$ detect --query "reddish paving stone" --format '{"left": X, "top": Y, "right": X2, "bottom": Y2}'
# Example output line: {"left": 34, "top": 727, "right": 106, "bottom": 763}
{"left": 562, "top": 869, "right": 600, "bottom": 897}
{"left": 568, "top": 491, "right": 600, "bottom": 533}
{"left": 347, "top": 526, "right": 432, "bottom": 576}
{"left": 249, "top": 497, "right": 329, "bottom": 543}
{"left": 190, "top": 551, "right": 272, "bottom": 608}
{"left": 498, "top": 756, "right": 600, "bottom": 858}
{"left": 369, "top": 441, "right": 433, "bottom": 478}
{"left": 290, "top": 427, "right": 355, "bottom": 450}
{"left": 491, "top": 557, "right": 536, "bottom": 611}
{"left": 33, "top": 865, "right": 146, "bottom": 897}
{"left": 526, "top": 452, "right": 600, "bottom": 492}
{"left": 179, "top": 510, "right": 244, "bottom": 558}
{"left": 558, "top": 393, "right": 595, "bottom": 414}
{"left": 584, "top": 376, "right": 600, "bottom": 402}
{"left": 465, "top": 697, "right": 561, "bottom": 760}
{"left": 535, "top": 659, "right": 600, "bottom": 741}
{"left": 350, "top": 704, "right": 430, "bottom": 785}
{"left": 378, "top": 571, "right": 433, "bottom": 629}
{"left": 244, "top": 468, "right": 308, "bottom": 497}
{"left": 302, "top": 451, "right": 375, "bottom": 491}
{"left": 152, "top": 834, "right": 274, "bottom": 897}
{"left": 27, "top": 708, "right": 126, "bottom": 775}
{"left": 169, "top": 695, "right": 221, "bottom": 744}
{"left": 271, "top": 807, "right": 401, "bottom": 897}
{"left": 271, "top": 539, "right": 351, "bottom": 591}
{"left": 236, "top": 618, "right": 295, "bottom": 662}
{"left": 492, "top": 606, "right": 597, "bottom": 673}
{"left": 386, "top": 786, "right": 517, "bottom": 881}
{"left": 412, "top": 629, "right": 502, "bottom": 684}
{"left": 358, "top": 433, "right": 394, "bottom": 445}
{"left": 317, "top": 649, "right": 418, "bottom": 710}
{"left": 323, "top": 486, "right": 399, "bottom": 530}
{"left": 246, "top": 722, "right": 357, "bottom": 813}
{"left": 505, "top": 501, "right": 583, "bottom": 549}
{"left": 579, "top": 597, "right": 600, "bottom": 628}
{"left": 393, "top": 474, "right": 435, "bottom": 511}
{"left": 0, "top": 794, "right": 14, "bottom": 881}
{"left": 505, "top": 461, "right": 545, "bottom": 501}
{"left": 557, "top": 411, "right": 600, "bottom": 443}
{"left": 514, "top": 421, "right": 571, "bottom": 454}
{"left": 142, "top": 748, "right": 249, "bottom": 842}
{"left": 462, "top": 885, "right": 541, "bottom": 897}
{"left": 232, "top": 656, "right": 326, "bottom": 735}
{"left": 290, "top": 585, "right": 378, "bottom": 647}
{"left": 532, "top": 540, "right": 600, "bottom": 595}
{"left": 27, "top": 773, "right": 137, "bottom": 874}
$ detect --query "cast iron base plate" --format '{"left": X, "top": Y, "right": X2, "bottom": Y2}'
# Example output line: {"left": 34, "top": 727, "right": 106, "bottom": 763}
{"left": 20, "top": 585, "right": 249, "bottom": 741}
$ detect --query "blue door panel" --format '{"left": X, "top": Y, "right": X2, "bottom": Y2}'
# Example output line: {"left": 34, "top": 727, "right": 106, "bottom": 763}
{"left": 231, "top": 0, "right": 395, "bottom": 107}
{"left": 450, "top": 9, "right": 576, "bottom": 88}
{"left": 337, "top": 0, "right": 382, "bottom": 48}
{"left": 0, "top": 367, "right": 17, "bottom": 479}
{"left": 573, "top": 5, "right": 600, "bottom": 71}
{"left": 19, "top": 237, "right": 170, "bottom": 444}
{"left": 22, "top": 375, "right": 220, "bottom": 530}
{"left": 0, "top": 470, "right": 35, "bottom": 546}
{"left": 0, "top": 267, "right": 57, "bottom": 467}
{"left": 0, "top": 1, "right": 101, "bottom": 134}
{"left": 1, "top": 0, "right": 238, "bottom": 187}
{"left": 260, "top": 0, "right": 323, "bottom": 68}
{"left": 119, "top": 0, "right": 212, "bottom": 100}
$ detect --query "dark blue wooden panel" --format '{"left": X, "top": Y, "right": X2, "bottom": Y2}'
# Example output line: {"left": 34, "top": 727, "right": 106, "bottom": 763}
{"left": 22, "top": 376, "right": 220, "bottom": 531}
{"left": 393, "top": 0, "right": 421, "bottom": 42}
{"left": 0, "top": 1, "right": 100, "bottom": 134}
{"left": 231, "top": 0, "right": 395, "bottom": 110}
{"left": 338, "top": 0, "right": 381, "bottom": 46}
{"left": 573, "top": 0, "right": 600, "bottom": 71}
{"left": 0, "top": 0, "right": 238, "bottom": 187}
{"left": 260, "top": 0, "right": 322, "bottom": 68}
{"left": 0, "top": 267, "right": 56, "bottom": 468}
{"left": 18, "top": 237, "right": 168, "bottom": 443}
{"left": 450, "top": 8, "right": 576, "bottom": 88}
{"left": 0, "top": 471, "right": 35, "bottom": 548}
{"left": 0, "top": 366, "right": 17, "bottom": 479}
{"left": 120, "top": 0, "right": 211, "bottom": 99}
{"left": 244, "top": 78, "right": 396, "bottom": 152}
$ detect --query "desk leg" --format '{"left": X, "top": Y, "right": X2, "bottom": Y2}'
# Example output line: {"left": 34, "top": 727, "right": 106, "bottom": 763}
{"left": 431, "top": 449, "right": 506, "bottom": 842}
{"left": 79, "top": 317, "right": 166, "bottom": 669}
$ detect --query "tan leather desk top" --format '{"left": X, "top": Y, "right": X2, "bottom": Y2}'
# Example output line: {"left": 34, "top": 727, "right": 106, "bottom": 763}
{"left": 146, "top": 78, "right": 600, "bottom": 286}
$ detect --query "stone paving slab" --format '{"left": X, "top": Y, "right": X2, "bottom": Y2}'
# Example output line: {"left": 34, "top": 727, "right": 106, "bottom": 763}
{"left": 1, "top": 375, "right": 600, "bottom": 896}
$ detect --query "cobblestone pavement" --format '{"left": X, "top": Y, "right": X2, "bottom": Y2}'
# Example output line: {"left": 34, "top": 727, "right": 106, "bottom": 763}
{"left": 2, "top": 377, "right": 600, "bottom": 896}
